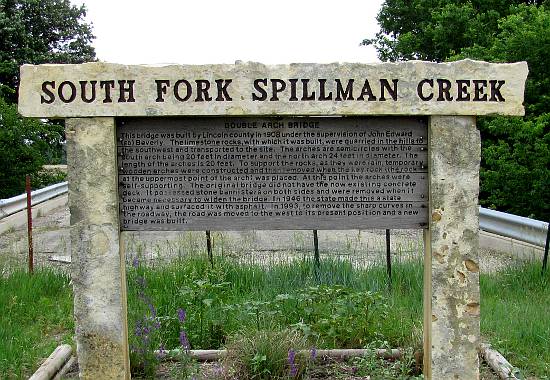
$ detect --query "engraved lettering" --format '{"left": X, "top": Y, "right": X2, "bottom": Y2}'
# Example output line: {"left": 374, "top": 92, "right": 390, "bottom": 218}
{"left": 58, "top": 81, "right": 77, "bottom": 103}
{"left": 436, "top": 79, "right": 453, "bottom": 101}
{"left": 417, "top": 79, "right": 434, "bottom": 101}
{"left": 195, "top": 79, "right": 212, "bottom": 102}
{"left": 80, "top": 80, "right": 97, "bottom": 103}
{"left": 252, "top": 79, "right": 268, "bottom": 101}
{"left": 215, "top": 79, "right": 233, "bottom": 101}
{"left": 40, "top": 81, "right": 55, "bottom": 104}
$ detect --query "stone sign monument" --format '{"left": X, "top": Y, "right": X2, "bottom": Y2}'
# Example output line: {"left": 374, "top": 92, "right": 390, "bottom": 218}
{"left": 19, "top": 59, "right": 527, "bottom": 380}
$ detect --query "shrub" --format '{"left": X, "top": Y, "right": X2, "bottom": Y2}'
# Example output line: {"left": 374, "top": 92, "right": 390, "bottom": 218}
{"left": 223, "top": 329, "right": 308, "bottom": 380}
{"left": 0, "top": 97, "right": 65, "bottom": 198}
{"left": 478, "top": 115, "right": 549, "bottom": 221}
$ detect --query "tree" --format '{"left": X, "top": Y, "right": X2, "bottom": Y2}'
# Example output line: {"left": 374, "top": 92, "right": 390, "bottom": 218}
{"left": 454, "top": 4, "right": 550, "bottom": 116}
{"left": 0, "top": 0, "right": 96, "bottom": 102}
{"left": 363, "top": 0, "right": 547, "bottom": 63}
{"left": 363, "top": 1, "right": 550, "bottom": 220}
{"left": 0, "top": 96, "right": 65, "bottom": 198}
{"left": 478, "top": 115, "right": 549, "bottom": 218}
{"left": 0, "top": 0, "right": 94, "bottom": 197}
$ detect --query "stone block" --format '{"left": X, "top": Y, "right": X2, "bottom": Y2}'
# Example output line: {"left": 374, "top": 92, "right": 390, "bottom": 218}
{"left": 67, "top": 117, "right": 129, "bottom": 379}
{"left": 425, "top": 116, "right": 481, "bottom": 380}
{"left": 19, "top": 60, "right": 527, "bottom": 118}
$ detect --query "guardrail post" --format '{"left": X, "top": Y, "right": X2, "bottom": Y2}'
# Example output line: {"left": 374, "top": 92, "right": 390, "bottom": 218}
{"left": 313, "top": 230, "right": 320, "bottom": 268}
{"left": 26, "top": 174, "right": 34, "bottom": 274}
{"left": 385, "top": 229, "right": 391, "bottom": 285}
{"left": 543, "top": 221, "right": 549, "bottom": 274}
{"left": 206, "top": 231, "right": 213, "bottom": 268}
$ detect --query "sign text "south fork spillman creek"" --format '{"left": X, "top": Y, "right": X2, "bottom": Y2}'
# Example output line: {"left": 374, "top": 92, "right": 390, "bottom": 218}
{"left": 17, "top": 60, "right": 528, "bottom": 117}
{"left": 39, "top": 77, "right": 506, "bottom": 105}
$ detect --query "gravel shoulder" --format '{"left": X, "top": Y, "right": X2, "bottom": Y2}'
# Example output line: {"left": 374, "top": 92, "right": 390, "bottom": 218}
{"left": 0, "top": 203, "right": 531, "bottom": 274}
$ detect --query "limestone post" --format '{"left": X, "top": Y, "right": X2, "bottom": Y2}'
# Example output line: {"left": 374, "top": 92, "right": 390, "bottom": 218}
{"left": 67, "top": 117, "right": 130, "bottom": 379}
{"left": 424, "top": 116, "right": 481, "bottom": 379}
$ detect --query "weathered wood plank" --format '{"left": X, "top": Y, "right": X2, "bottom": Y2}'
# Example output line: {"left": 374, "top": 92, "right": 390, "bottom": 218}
{"left": 118, "top": 116, "right": 428, "bottom": 231}
{"left": 28, "top": 344, "right": 72, "bottom": 380}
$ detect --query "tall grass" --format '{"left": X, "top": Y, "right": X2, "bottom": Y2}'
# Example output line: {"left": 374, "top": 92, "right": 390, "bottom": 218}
{"left": 127, "top": 253, "right": 549, "bottom": 377}
{"left": 1, "top": 250, "right": 547, "bottom": 378}
{"left": 0, "top": 268, "right": 73, "bottom": 379}
{"left": 127, "top": 254, "right": 424, "bottom": 354}
{"left": 480, "top": 262, "right": 550, "bottom": 377}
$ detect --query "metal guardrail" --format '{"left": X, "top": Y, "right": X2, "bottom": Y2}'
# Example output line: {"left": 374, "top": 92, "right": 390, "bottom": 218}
{"left": 0, "top": 181, "right": 68, "bottom": 218}
{"left": 479, "top": 207, "right": 548, "bottom": 247}
{"left": 0, "top": 182, "right": 548, "bottom": 249}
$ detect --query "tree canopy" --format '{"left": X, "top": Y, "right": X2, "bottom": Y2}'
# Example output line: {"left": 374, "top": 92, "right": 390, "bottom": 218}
{"left": 363, "top": 1, "right": 549, "bottom": 220}
{"left": 0, "top": 0, "right": 96, "bottom": 102}
{"left": 364, "top": 1, "right": 547, "bottom": 61}
{"left": 0, "top": 0, "right": 95, "bottom": 197}
{"left": 0, "top": 97, "right": 65, "bottom": 197}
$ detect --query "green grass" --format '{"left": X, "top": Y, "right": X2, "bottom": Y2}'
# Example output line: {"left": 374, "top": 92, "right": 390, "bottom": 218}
{"left": 0, "top": 268, "right": 74, "bottom": 379}
{"left": 127, "top": 254, "right": 424, "bottom": 355}
{"left": 480, "top": 262, "right": 550, "bottom": 377}
{"left": 1, "top": 253, "right": 548, "bottom": 378}
{"left": 128, "top": 254, "right": 550, "bottom": 378}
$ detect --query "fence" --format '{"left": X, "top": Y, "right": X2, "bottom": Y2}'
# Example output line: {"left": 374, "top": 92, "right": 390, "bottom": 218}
{"left": 479, "top": 207, "right": 548, "bottom": 248}
{"left": 0, "top": 182, "right": 68, "bottom": 218}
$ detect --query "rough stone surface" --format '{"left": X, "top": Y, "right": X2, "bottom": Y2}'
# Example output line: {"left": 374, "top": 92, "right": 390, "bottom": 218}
{"left": 19, "top": 60, "right": 527, "bottom": 117}
{"left": 427, "top": 116, "right": 481, "bottom": 380}
{"left": 67, "top": 118, "right": 129, "bottom": 379}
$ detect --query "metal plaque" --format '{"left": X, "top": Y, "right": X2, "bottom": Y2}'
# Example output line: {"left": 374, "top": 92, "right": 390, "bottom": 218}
{"left": 117, "top": 117, "right": 428, "bottom": 230}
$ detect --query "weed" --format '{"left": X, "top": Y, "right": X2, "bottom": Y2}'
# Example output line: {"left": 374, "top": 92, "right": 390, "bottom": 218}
{"left": 223, "top": 329, "right": 309, "bottom": 379}
{"left": 128, "top": 256, "right": 163, "bottom": 378}
{"left": 123, "top": 252, "right": 547, "bottom": 378}
{"left": 178, "top": 277, "right": 231, "bottom": 348}
{"left": 168, "top": 308, "right": 199, "bottom": 380}
{"left": 480, "top": 260, "right": 550, "bottom": 376}
{"left": 348, "top": 343, "right": 423, "bottom": 380}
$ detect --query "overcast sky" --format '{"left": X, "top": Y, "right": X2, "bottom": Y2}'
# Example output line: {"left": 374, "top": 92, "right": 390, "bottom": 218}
{"left": 71, "top": 0, "right": 383, "bottom": 65}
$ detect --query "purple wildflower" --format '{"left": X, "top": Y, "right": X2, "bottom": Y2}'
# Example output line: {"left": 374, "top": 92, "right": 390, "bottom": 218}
{"left": 310, "top": 347, "right": 317, "bottom": 360}
{"left": 134, "top": 321, "right": 142, "bottom": 336}
{"left": 177, "top": 308, "right": 186, "bottom": 323}
{"left": 288, "top": 349, "right": 297, "bottom": 377}
{"left": 156, "top": 344, "right": 166, "bottom": 359}
{"left": 179, "top": 330, "right": 190, "bottom": 351}
{"left": 132, "top": 256, "right": 139, "bottom": 268}
{"left": 148, "top": 303, "right": 157, "bottom": 318}
{"left": 136, "top": 276, "right": 146, "bottom": 288}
